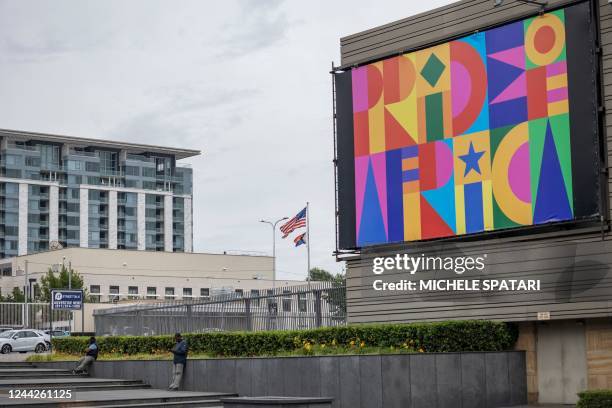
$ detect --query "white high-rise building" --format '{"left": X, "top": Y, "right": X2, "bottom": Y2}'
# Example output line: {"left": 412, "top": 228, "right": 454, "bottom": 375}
{"left": 0, "top": 128, "right": 199, "bottom": 258}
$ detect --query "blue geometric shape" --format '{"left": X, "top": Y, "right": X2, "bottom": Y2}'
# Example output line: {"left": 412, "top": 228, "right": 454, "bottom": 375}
{"left": 489, "top": 97, "right": 528, "bottom": 129}
{"left": 421, "top": 174, "right": 456, "bottom": 233}
{"left": 402, "top": 169, "right": 419, "bottom": 182}
{"left": 386, "top": 149, "right": 404, "bottom": 243}
{"left": 485, "top": 21, "right": 524, "bottom": 55}
{"left": 487, "top": 57, "right": 524, "bottom": 102}
{"left": 533, "top": 121, "right": 573, "bottom": 224}
{"left": 465, "top": 182, "right": 484, "bottom": 233}
{"left": 459, "top": 34, "right": 490, "bottom": 135}
{"left": 459, "top": 142, "right": 485, "bottom": 176}
{"left": 401, "top": 145, "right": 419, "bottom": 158}
{"left": 357, "top": 159, "right": 387, "bottom": 246}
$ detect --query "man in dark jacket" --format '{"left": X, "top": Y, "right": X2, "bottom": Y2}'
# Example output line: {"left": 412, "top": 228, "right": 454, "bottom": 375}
{"left": 169, "top": 333, "right": 188, "bottom": 390}
{"left": 73, "top": 337, "right": 98, "bottom": 375}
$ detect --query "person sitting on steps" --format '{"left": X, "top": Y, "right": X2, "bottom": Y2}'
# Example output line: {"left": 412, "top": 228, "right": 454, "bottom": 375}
{"left": 72, "top": 336, "right": 98, "bottom": 375}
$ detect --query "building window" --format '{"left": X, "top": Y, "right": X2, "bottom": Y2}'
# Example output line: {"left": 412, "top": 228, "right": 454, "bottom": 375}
{"left": 298, "top": 293, "right": 307, "bottom": 313}
{"left": 128, "top": 286, "right": 139, "bottom": 300}
{"left": 165, "top": 287, "right": 175, "bottom": 300}
{"left": 90, "top": 285, "right": 101, "bottom": 303}
{"left": 109, "top": 285, "right": 119, "bottom": 302}
{"left": 182, "top": 288, "right": 192, "bottom": 300}
{"left": 200, "top": 288, "right": 210, "bottom": 301}
{"left": 282, "top": 290, "right": 292, "bottom": 312}
{"left": 235, "top": 289, "right": 244, "bottom": 298}
{"left": 1, "top": 265, "right": 12, "bottom": 277}
{"left": 146, "top": 287, "right": 157, "bottom": 300}
{"left": 250, "top": 289, "right": 260, "bottom": 307}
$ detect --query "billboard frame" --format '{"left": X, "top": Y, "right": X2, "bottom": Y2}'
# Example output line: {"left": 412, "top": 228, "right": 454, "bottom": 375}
{"left": 332, "top": 0, "right": 607, "bottom": 256}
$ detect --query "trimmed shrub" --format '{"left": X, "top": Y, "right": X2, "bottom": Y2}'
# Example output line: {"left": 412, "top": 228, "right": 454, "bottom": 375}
{"left": 577, "top": 390, "right": 612, "bottom": 408}
{"left": 52, "top": 320, "right": 517, "bottom": 357}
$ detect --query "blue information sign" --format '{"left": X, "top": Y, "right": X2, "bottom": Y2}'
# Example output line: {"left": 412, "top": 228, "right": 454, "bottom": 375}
{"left": 51, "top": 290, "right": 83, "bottom": 310}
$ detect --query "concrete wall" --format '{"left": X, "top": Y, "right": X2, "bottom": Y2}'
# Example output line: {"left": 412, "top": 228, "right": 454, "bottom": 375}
{"left": 41, "top": 352, "right": 527, "bottom": 408}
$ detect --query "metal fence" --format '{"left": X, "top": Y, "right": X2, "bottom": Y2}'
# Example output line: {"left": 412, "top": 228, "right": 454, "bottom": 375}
{"left": 0, "top": 302, "right": 72, "bottom": 330}
{"left": 94, "top": 282, "right": 346, "bottom": 336}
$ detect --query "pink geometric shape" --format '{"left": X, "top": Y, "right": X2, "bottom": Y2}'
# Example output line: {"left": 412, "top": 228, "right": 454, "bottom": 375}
{"left": 508, "top": 142, "right": 531, "bottom": 203}
{"left": 354, "top": 156, "right": 369, "bottom": 239}
{"left": 490, "top": 72, "right": 526, "bottom": 104}
{"left": 435, "top": 141, "right": 454, "bottom": 187}
{"left": 352, "top": 67, "right": 368, "bottom": 113}
{"left": 370, "top": 153, "right": 388, "bottom": 235}
{"left": 451, "top": 61, "right": 471, "bottom": 118}
{"left": 546, "top": 61, "right": 567, "bottom": 77}
{"left": 488, "top": 46, "right": 525, "bottom": 69}
{"left": 547, "top": 87, "right": 568, "bottom": 103}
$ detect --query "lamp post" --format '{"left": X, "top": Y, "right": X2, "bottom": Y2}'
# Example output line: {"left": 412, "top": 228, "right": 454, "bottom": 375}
{"left": 259, "top": 217, "right": 288, "bottom": 289}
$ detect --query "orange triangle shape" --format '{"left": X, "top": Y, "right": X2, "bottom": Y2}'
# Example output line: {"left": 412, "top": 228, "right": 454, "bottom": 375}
{"left": 384, "top": 108, "right": 416, "bottom": 150}
{"left": 420, "top": 195, "right": 454, "bottom": 239}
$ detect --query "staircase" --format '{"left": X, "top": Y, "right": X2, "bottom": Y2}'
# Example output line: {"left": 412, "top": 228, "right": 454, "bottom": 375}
{"left": 0, "top": 362, "right": 234, "bottom": 407}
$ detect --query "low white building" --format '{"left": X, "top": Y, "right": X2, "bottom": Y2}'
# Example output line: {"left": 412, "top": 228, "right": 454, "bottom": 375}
{"left": 0, "top": 247, "right": 306, "bottom": 303}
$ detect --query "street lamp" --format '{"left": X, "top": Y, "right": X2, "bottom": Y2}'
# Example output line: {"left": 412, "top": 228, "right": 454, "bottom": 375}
{"left": 259, "top": 217, "right": 288, "bottom": 288}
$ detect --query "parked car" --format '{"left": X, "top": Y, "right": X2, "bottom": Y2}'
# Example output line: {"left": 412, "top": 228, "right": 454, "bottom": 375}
{"left": 44, "top": 330, "right": 70, "bottom": 338}
{"left": 0, "top": 327, "right": 13, "bottom": 334}
{"left": 0, "top": 330, "right": 49, "bottom": 354}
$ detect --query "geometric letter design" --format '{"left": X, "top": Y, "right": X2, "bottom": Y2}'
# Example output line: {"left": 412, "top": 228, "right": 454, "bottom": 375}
{"left": 353, "top": 9, "right": 575, "bottom": 246}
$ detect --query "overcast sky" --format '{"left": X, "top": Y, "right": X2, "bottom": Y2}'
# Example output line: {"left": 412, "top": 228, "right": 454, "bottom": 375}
{"left": 0, "top": 0, "right": 453, "bottom": 281}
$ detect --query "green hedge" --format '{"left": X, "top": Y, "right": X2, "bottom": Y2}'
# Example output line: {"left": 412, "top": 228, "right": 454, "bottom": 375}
{"left": 52, "top": 320, "right": 517, "bottom": 357}
{"left": 577, "top": 390, "right": 612, "bottom": 408}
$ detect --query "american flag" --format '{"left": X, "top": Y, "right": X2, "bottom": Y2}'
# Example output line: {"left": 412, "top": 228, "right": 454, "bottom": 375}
{"left": 280, "top": 207, "right": 307, "bottom": 238}
{"left": 294, "top": 232, "right": 306, "bottom": 247}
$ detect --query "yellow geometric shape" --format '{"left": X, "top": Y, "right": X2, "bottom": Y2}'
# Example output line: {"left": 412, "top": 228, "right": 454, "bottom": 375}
{"left": 402, "top": 157, "right": 418, "bottom": 171}
{"left": 491, "top": 123, "right": 532, "bottom": 225}
{"left": 403, "top": 192, "right": 421, "bottom": 240}
{"left": 548, "top": 100, "right": 569, "bottom": 116}
{"left": 416, "top": 44, "right": 451, "bottom": 96}
{"left": 454, "top": 185, "right": 466, "bottom": 235}
{"left": 546, "top": 74, "right": 567, "bottom": 90}
{"left": 368, "top": 97, "right": 385, "bottom": 154}
{"left": 525, "top": 13, "right": 565, "bottom": 67}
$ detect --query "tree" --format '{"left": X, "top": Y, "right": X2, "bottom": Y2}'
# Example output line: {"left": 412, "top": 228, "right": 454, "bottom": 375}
{"left": 307, "top": 267, "right": 345, "bottom": 284}
{"left": 2, "top": 287, "right": 25, "bottom": 303}
{"left": 38, "top": 265, "right": 86, "bottom": 302}
{"left": 307, "top": 267, "right": 346, "bottom": 319}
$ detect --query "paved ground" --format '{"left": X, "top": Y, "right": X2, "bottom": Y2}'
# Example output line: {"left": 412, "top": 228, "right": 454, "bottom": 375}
{"left": 0, "top": 351, "right": 49, "bottom": 362}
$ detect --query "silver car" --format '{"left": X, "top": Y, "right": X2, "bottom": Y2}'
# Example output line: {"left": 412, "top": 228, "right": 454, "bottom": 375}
{"left": 0, "top": 330, "right": 48, "bottom": 354}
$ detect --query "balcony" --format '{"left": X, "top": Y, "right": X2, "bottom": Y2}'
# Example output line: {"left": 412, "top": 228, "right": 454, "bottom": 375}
{"left": 126, "top": 154, "right": 155, "bottom": 163}
{"left": 6, "top": 143, "right": 39, "bottom": 152}
{"left": 68, "top": 149, "right": 97, "bottom": 158}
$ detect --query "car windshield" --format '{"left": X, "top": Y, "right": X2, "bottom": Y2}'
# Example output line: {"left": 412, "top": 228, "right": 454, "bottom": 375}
{"left": 0, "top": 331, "right": 15, "bottom": 338}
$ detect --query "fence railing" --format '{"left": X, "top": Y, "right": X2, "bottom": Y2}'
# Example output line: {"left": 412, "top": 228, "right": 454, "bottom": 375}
{"left": 94, "top": 282, "right": 346, "bottom": 336}
{"left": 0, "top": 303, "right": 71, "bottom": 331}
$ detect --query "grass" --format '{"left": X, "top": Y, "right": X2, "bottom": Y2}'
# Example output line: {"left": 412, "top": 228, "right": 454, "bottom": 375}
{"left": 27, "top": 344, "right": 419, "bottom": 362}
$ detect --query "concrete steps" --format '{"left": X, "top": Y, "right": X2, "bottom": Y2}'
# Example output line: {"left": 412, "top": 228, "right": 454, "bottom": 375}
{"left": 0, "top": 362, "right": 235, "bottom": 407}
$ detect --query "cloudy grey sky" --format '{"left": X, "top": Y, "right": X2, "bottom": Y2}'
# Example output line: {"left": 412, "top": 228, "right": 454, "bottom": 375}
{"left": 0, "top": 0, "right": 452, "bottom": 280}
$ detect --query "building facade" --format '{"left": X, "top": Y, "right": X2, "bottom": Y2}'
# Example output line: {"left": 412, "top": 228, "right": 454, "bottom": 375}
{"left": 0, "top": 129, "right": 198, "bottom": 258}
{"left": 335, "top": 0, "right": 612, "bottom": 405}
{"left": 0, "top": 247, "right": 283, "bottom": 303}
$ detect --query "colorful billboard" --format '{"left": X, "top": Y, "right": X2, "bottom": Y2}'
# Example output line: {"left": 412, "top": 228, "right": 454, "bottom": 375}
{"left": 335, "top": 2, "right": 601, "bottom": 249}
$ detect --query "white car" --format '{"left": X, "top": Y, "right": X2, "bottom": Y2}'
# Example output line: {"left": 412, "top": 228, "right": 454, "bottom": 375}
{"left": 0, "top": 330, "right": 49, "bottom": 354}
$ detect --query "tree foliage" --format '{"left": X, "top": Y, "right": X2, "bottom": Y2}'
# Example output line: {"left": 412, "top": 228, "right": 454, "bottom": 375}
{"left": 39, "top": 265, "right": 86, "bottom": 302}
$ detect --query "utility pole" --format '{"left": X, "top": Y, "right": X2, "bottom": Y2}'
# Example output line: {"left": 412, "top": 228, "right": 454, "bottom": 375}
{"left": 24, "top": 260, "right": 28, "bottom": 328}
{"left": 259, "top": 217, "right": 288, "bottom": 289}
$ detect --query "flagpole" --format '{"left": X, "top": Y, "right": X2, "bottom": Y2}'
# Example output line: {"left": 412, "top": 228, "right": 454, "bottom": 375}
{"left": 306, "top": 202, "right": 311, "bottom": 288}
